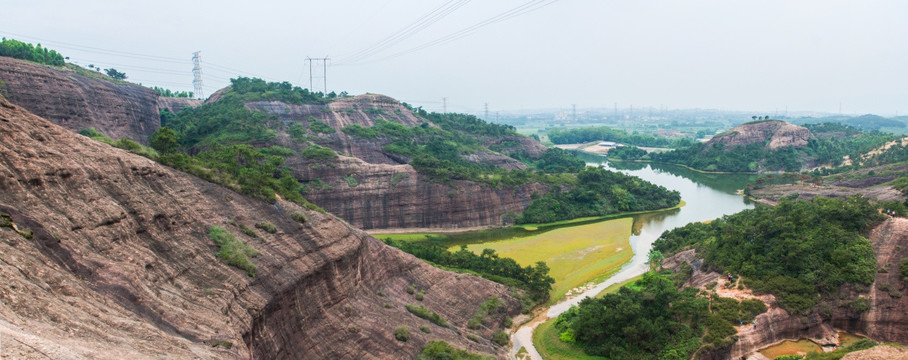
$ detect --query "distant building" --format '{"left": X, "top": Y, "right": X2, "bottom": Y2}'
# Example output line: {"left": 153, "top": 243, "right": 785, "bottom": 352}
{"left": 598, "top": 141, "right": 618, "bottom": 147}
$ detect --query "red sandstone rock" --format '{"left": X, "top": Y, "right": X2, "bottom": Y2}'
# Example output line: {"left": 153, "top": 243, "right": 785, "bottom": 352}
{"left": 0, "top": 95, "right": 520, "bottom": 359}
{"left": 708, "top": 120, "right": 812, "bottom": 150}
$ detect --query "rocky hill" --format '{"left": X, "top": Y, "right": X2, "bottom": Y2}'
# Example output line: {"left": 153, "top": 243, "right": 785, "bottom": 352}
{"left": 661, "top": 216, "right": 908, "bottom": 359}
{"left": 0, "top": 95, "right": 520, "bottom": 359}
{"left": 707, "top": 120, "right": 812, "bottom": 150}
{"left": 241, "top": 95, "right": 547, "bottom": 230}
{"left": 0, "top": 56, "right": 202, "bottom": 143}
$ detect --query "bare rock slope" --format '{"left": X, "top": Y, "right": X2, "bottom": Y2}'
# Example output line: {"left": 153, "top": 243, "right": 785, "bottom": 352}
{"left": 0, "top": 56, "right": 168, "bottom": 142}
{"left": 0, "top": 95, "right": 520, "bottom": 359}
{"left": 708, "top": 120, "right": 812, "bottom": 150}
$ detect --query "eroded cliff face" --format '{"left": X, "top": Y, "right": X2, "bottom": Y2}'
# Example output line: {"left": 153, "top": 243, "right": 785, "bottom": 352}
{"left": 0, "top": 56, "right": 162, "bottom": 142}
{"left": 664, "top": 217, "right": 908, "bottom": 359}
{"left": 0, "top": 96, "right": 520, "bottom": 359}
{"left": 708, "top": 120, "right": 812, "bottom": 150}
{"left": 247, "top": 95, "right": 548, "bottom": 230}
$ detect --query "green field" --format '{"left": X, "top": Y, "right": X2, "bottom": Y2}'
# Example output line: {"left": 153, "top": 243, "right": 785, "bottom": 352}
{"left": 462, "top": 218, "right": 633, "bottom": 302}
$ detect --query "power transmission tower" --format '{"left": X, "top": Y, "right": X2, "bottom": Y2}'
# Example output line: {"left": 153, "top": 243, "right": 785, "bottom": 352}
{"left": 572, "top": 104, "right": 577, "bottom": 122}
{"left": 191, "top": 51, "right": 203, "bottom": 99}
{"left": 443, "top": 97, "right": 447, "bottom": 114}
{"left": 305, "top": 57, "right": 330, "bottom": 94}
{"left": 484, "top": 103, "right": 489, "bottom": 120}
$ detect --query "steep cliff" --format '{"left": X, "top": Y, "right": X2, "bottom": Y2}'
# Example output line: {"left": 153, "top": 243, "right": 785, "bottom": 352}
{"left": 0, "top": 56, "right": 163, "bottom": 142}
{"left": 0, "top": 95, "right": 520, "bottom": 359}
{"left": 243, "top": 95, "right": 548, "bottom": 230}
{"left": 708, "top": 120, "right": 812, "bottom": 150}
{"left": 663, "top": 217, "right": 908, "bottom": 359}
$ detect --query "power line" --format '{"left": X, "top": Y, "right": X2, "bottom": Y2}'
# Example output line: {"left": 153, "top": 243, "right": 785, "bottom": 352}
{"left": 336, "top": 0, "right": 471, "bottom": 64}
{"left": 341, "top": 0, "right": 560, "bottom": 65}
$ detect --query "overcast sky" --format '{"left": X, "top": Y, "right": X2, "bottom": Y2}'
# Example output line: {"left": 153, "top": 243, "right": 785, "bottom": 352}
{"left": 3, "top": 0, "right": 906, "bottom": 116}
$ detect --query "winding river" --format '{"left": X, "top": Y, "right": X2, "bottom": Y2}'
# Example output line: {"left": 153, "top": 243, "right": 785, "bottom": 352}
{"left": 509, "top": 157, "right": 756, "bottom": 359}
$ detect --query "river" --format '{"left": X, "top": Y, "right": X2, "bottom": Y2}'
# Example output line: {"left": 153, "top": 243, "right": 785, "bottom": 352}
{"left": 510, "top": 157, "right": 756, "bottom": 359}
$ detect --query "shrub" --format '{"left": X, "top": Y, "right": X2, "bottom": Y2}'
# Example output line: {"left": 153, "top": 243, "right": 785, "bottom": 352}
{"left": 493, "top": 330, "right": 508, "bottom": 346}
{"left": 901, "top": 258, "right": 908, "bottom": 282}
{"left": 406, "top": 285, "right": 415, "bottom": 294}
{"left": 384, "top": 303, "right": 392, "bottom": 309}
{"left": 420, "top": 325, "right": 431, "bottom": 333}
{"left": 301, "top": 144, "right": 337, "bottom": 160}
{"left": 466, "top": 334, "right": 480, "bottom": 342}
{"left": 418, "top": 340, "right": 496, "bottom": 360}
{"left": 290, "top": 212, "right": 307, "bottom": 223}
{"left": 309, "top": 119, "right": 335, "bottom": 133}
{"left": 393, "top": 326, "right": 410, "bottom": 342}
{"left": 208, "top": 226, "right": 259, "bottom": 277}
{"left": 406, "top": 305, "right": 448, "bottom": 327}
{"left": 415, "top": 290, "right": 425, "bottom": 301}
{"left": 240, "top": 224, "right": 258, "bottom": 238}
{"left": 844, "top": 296, "right": 870, "bottom": 314}
{"left": 255, "top": 221, "right": 277, "bottom": 234}
{"left": 343, "top": 175, "right": 358, "bottom": 187}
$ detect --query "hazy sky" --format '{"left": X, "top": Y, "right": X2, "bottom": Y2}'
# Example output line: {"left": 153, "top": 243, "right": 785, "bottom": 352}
{"left": 4, "top": 1, "right": 907, "bottom": 116}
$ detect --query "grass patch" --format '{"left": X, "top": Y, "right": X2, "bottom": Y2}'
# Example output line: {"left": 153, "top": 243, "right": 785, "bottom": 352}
{"left": 240, "top": 224, "right": 258, "bottom": 238}
{"left": 418, "top": 340, "right": 496, "bottom": 360}
{"left": 594, "top": 274, "right": 643, "bottom": 298}
{"left": 255, "top": 221, "right": 277, "bottom": 234}
{"left": 405, "top": 304, "right": 448, "bottom": 327}
{"left": 208, "top": 226, "right": 259, "bottom": 277}
{"left": 467, "top": 297, "right": 503, "bottom": 329}
{"left": 290, "top": 212, "right": 307, "bottom": 223}
{"left": 462, "top": 217, "right": 634, "bottom": 302}
{"left": 393, "top": 326, "right": 410, "bottom": 342}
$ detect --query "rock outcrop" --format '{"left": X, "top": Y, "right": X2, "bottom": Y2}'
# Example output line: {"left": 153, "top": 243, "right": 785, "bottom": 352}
{"left": 0, "top": 56, "right": 162, "bottom": 142}
{"left": 708, "top": 120, "right": 812, "bottom": 150}
{"left": 0, "top": 95, "right": 520, "bottom": 359}
{"left": 247, "top": 96, "right": 548, "bottom": 230}
{"left": 663, "top": 217, "right": 908, "bottom": 359}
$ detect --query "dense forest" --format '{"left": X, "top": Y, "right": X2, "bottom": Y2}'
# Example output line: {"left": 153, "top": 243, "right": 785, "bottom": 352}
{"left": 0, "top": 37, "right": 65, "bottom": 66}
{"left": 547, "top": 126, "right": 694, "bottom": 148}
{"left": 652, "top": 123, "right": 895, "bottom": 172}
{"left": 654, "top": 196, "right": 882, "bottom": 314}
{"left": 152, "top": 86, "right": 193, "bottom": 98}
{"left": 555, "top": 271, "right": 764, "bottom": 359}
{"left": 517, "top": 166, "right": 681, "bottom": 224}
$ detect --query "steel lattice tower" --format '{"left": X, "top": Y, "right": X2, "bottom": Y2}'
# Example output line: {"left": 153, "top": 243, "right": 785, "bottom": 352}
{"left": 192, "top": 51, "right": 204, "bottom": 99}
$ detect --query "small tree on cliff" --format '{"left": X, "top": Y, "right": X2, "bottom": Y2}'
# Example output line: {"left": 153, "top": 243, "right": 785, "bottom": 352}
{"left": 104, "top": 68, "right": 127, "bottom": 80}
{"left": 149, "top": 127, "right": 180, "bottom": 154}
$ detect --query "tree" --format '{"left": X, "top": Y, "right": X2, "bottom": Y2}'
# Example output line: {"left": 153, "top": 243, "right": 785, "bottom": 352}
{"left": 149, "top": 127, "right": 180, "bottom": 154}
{"left": 752, "top": 116, "right": 757, "bottom": 121}
{"left": 105, "top": 68, "right": 127, "bottom": 80}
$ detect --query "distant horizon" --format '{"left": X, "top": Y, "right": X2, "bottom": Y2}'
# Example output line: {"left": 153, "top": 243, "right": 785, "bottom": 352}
{"left": 4, "top": 1, "right": 906, "bottom": 117}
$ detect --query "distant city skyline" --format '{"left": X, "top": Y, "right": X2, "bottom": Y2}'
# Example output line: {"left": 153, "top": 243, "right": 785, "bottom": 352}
{"left": 3, "top": 1, "right": 906, "bottom": 116}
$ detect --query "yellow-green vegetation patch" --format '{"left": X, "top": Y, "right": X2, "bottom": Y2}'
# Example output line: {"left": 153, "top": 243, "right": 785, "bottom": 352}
{"left": 534, "top": 318, "right": 606, "bottom": 360}
{"left": 209, "top": 226, "right": 259, "bottom": 277}
{"left": 463, "top": 218, "right": 633, "bottom": 302}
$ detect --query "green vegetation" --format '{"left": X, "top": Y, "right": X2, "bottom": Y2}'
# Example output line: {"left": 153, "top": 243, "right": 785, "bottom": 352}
{"left": 308, "top": 118, "right": 335, "bottom": 133}
{"left": 152, "top": 86, "right": 193, "bottom": 98}
{"left": 405, "top": 304, "right": 448, "bottom": 327}
{"left": 653, "top": 123, "right": 895, "bottom": 172}
{"left": 385, "top": 239, "right": 553, "bottom": 304}
{"left": 555, "top": 271, "right": 745, "bottom": 359}
{"left": 343, "top": 175, "right": 358, "bottom": 187}
{"left": 208, "top": 226, "right": 259, "bottom": 277}
{"left": 607, "top": 146, "right": 648, "bottom": 161}
{"left": 901, "top": 258, "right": 908, "bottom": 282}
{"left": 534, "top": 148, "right": 586, "bottom": 173}
{"left": 467, "top": 297, "right": 504, "bottom": 329}
{"left": 290, "top": 212, "right": 307, "bottom": 223}
{"left": 0, "top": 37, "right": 65, "bottom": 66}
{"left": 255, "top": 221, "right": 277, "bottom": 234}
{"left": 393, "top": 326, "right": 410, "bottom": 342}
{"left": 417, "top": 340, "right": 495, "bottom": 360}
{"left": 104, "top": 68, "right": 127, "bottom": 80}
{"left": 547, "top": 126, "right": 692, "bottom": 148}
{"left": 229, "top": 77, "right": 335, "bottom": 104}
{"left": 890, "top": 176, "right": 908, "bottom": 195}
{"left": 301, "top": 144, "right": 337, "bottom": 160}
{"left": 419, "top": 325, "right": 431, "bottom": 333}
{"left": 517, "top": 166, "right": 680, "bottom": 224}
{"left": 493, "top": 330, "right": 508, "bottom": 346}
{"left": 240, "top": 224, "right": 258, "bottom": 238}
{"left": 654, "top": 196, "right": 883, "bottom": 314}
{"left": 78, "top": 128, "right": 159, "bottom": 158}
